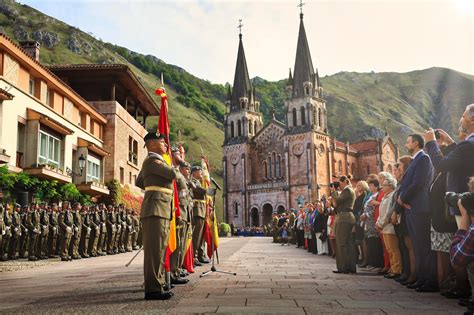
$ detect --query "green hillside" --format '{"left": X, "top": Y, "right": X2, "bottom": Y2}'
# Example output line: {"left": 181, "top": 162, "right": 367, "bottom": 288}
{"left": 1, "top": 1, "right": 473, "bottom": 220}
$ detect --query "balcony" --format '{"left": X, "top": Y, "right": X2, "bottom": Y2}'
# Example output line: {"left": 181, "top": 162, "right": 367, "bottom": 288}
{"left": 0, "top": 148, "right": 10, "bottom": 164}
{"left": 76, "top": 181, "right": 110, "bottom": 197}
{"left": 24, "top": 164, "right": 72, "bottom": 184}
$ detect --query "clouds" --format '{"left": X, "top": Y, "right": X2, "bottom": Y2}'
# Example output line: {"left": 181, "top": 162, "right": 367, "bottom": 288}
{"left": 22, "top": 0, "right": 473, "bottom": 83}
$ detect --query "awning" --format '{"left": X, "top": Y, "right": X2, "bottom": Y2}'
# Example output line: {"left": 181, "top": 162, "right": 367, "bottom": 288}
{"left": 27, "top": 108, "right": 74, "bottom": 136}
{"left": 77, "top": 138, "right": 110, "bottom": 157}
{"left": 0, "top": 88, "right": 14, "bottom": 100}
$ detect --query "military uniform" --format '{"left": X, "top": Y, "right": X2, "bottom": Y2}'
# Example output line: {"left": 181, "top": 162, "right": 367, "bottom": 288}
{"left": 58, "top": 207, "right": 73, "bottom": 261}
{"left": 48, "top": 208, "right": 59, "bottom": 258}
{"left": 36, "top": 207, "right": 49, "bottom": 259}
{"left": 18, "top": 207, "right": 29, "bottom": 258}
{"left": 170, "top": 164, "right": 193, "bottom": 282}
{"left": 97, "top": 207, "right": 107, "bottom": 255}
{"left": 79, "top": 210, "right": 91, "bottom": 258}
{"left": 88, "top": 208, "right": 100, "bottom": 257}
{"left": 69, "top": 208, "right": 82, "bottom": 259}
{"left": 191, "top": 173, "right": 207, "bottom": 262}
{"left": 131, "top": 213, "right": 140, "bottom": 250}
{"left": 117, "top": 210, "right": 127, "bottom": 253}
{"left": 106, "top": 209, "right": 117, "bottom": 254}
{"left": 8, "top": 206, "right": 21, "bottom": 260}
{"left": 123, "top": 211, "right": 133, "bottom": 252}
{"left": 136, "top": 148, "right": 177, "bottom": 296}
{"left": 0, "top": 205, "right": 9, "bottom": 260}
{"left": 27, "top": 207, "right": 40, "bottom": 260}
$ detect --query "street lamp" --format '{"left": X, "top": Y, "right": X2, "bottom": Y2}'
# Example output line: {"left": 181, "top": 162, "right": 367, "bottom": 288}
{"left": 67, "top": 154, "right": 86, "bottom": 177}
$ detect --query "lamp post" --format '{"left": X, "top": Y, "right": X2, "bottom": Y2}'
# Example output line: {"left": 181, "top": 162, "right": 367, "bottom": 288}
{"left": 67, "top": 154, "right": 86, "bottom": 178}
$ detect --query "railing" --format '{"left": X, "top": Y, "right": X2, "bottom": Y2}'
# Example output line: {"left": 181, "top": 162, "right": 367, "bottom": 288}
{"left": 247, "top": 181, "right": 287, "bottom": 190}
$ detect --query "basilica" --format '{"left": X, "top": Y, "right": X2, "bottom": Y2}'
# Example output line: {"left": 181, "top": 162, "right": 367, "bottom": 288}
{"left": 222, "top": 12, "right": 399, "bottom": 227}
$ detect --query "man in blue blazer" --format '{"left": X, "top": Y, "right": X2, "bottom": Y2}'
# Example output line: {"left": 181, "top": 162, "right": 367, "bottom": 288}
{"left": 398, "top": 134, "right": 438, "bottom": 292}
{"left": 424, "top": 104, "right": 474, "bottom": 224}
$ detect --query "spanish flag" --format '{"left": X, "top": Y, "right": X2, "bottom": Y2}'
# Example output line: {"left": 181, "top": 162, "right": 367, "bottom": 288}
{"left": 201, "top": 156, "right": 219, "bottom": 258}
{"left": 155, "top": 87, "right": 178, "bottom": 271}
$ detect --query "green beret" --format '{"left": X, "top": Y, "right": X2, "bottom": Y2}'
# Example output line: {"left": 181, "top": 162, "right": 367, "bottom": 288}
{"left": 179, "top": 161, "right": 191, "bottom": 169}
{"left": 144, "top": 131, "right": 165, "bottom": 142}
{"left": 191, "top": 165, "right": 202, "bottom": 172}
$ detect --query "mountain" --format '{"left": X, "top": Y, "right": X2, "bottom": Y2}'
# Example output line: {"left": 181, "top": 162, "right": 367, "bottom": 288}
{"left": 1, "top": 1, "right": 473, "bottom": 219}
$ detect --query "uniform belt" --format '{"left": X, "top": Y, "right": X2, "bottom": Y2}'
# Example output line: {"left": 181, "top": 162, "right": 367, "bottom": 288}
{"left": 193, "top": 199, "right": 206, "bottom": 203}
{"left": 145, "top": 186, "right": 173, "bottom": 195}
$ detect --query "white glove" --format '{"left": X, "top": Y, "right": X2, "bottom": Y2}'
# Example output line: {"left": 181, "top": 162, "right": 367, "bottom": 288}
{"left": 5, "top": 226, "right": 10, "bottom": 231}
{"left": 74, "top": 227, "right": 79, "bottom": 232}
{"left": 53, "top": 227, "right": 57, "bottom": 232}
{"left": 1, "top": 230, "right": 4, "bottom": 235}
{"left": 128, "top": 225, "right": 132, "bottom": 231}
{"left": 33, "top": 228, "right": 38, "bottom": 234}
{"left": 14, "top": 228, "right": 18, "bottom": 232}
{"left": 25, "top": 228, "right": 28, "bottom": 233}
{"left": 87, "top": 227, "right": 91, "bottom": 233}
{"left": 66, "top": 227, "right": 72, "bottom": 233}
{"left": 43, "top": 225, "right": 47, "bottom": 230}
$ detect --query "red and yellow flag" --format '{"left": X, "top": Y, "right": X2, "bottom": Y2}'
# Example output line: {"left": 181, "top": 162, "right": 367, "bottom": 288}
{"left": 155, "top": 87, "right": 178, "bottom": 262}
{"left": 201, "top": 156, "right": 219, "bottom": 258}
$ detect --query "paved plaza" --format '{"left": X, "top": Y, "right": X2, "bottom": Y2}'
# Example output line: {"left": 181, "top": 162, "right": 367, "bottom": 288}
{"left": 0, "top": 237, "right": 464, "bottom": 314}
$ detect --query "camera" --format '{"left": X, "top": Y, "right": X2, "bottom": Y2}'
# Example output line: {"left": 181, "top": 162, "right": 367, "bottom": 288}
{"left": 434, "top": 130, "right": 441, "bottom": 140}
{"left": 445, "top": 192, "right": 474, "bottom": 212}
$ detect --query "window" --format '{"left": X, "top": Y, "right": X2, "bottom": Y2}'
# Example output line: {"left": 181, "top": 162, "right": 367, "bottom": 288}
{"left": 268, "top": 156, "right": 272, "bottom": 179}
{"left": 301, "top": 107, "right": 306, "bottom": 125}
{"left": 254, "top": 121, "right": 258, "bottom": 134}
{"left": 46, "top": 89, "right": 52, "bottom": 107}
{"left": 234, "top": 202, "right": 239, "bottom": 216}
{"left": 237, "top": 120, "right": 242, "bottom": 136}
{"left": 318, "top": 108, "right": 322, "bottom": 128}
{"left": 367, "top": 165, "right": 370, "bottom": 175}
{"left": 292, "top": 108, "right": 297, "bottom": 127}
{"left": 338, "top": 160, "right": 342, "bottom": 173}
{"left": 133, "top": 174, "right": 137, "bottom": 185}
{"left": 262, "top": 160, "right": 267, "bottom": 179}
{"left": 29, "top": 76, "right": 35, "bottom": 95}
{"left": 248, "top": 121, "right": 252, "bottom": 135}
{"left": 272, "top": 152, "right": 277, "bottom": 178}
{"left": 306, "top": 85, "right": 310, "bottom": 95}
{"left": 128, "top": 136, "right": 138, "bottom": 165}
{"left": 230, "top": 121, "right": 235, "bottom": 138}
{"left": 38, "top": 131, "right": 61, "bottom": 168}
{"left": 129, "top": 171, "right": 132, "bottom": 184}
{"left": 86, "top": 155, "right": 101, "bottom": 183}
{"left": 278, "top": 155, "right": 282, "bottom": 178}
{"left": 120, "top": 167, "right": 124, "bottom": 184}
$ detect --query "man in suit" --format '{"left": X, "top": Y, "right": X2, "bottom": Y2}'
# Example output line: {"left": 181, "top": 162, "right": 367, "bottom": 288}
{"left": 398, "top": 134, "right": 438, "bottom": 292}
{"left": 333, "top": 175, "right": 356, "bottom": 274}
{"left": 135, "top": 131, "right": 177, "bottom": 300}
{"left": 424, "top": 104, "right": 474, "bottom": 225}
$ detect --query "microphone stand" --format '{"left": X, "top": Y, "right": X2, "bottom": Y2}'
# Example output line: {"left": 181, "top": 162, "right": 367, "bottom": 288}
{"left": 200, "top": 182, "right": 236, "bottom": 278}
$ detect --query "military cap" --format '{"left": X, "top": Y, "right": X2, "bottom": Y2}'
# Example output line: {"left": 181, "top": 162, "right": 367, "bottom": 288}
{"left": 72, "top": 202, "right": 80, "bottom": 207}
{"left": 171, "top": 146, "right": 180, "bottom": 153}
{"left": 62, "top": 201, "right": 70, "bottom": 204}
{"left": 191, "top": 165, "right": 202, "bottom": 172}
{"left": 179, "top": 161, "right": 191, "bottom": 169}
{"left": 143, "top": 131, "right": 165, "bottom": 143}
{"left": 14, "top": 203, "right": 21, "bottom": 208}
{"left": 22, "top": 205, "right": 29, "bottom": 209}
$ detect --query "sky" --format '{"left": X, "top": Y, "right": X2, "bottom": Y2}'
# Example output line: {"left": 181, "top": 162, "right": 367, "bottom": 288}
{"left": 20, "top": 0, "right": 473, "bottom": 84}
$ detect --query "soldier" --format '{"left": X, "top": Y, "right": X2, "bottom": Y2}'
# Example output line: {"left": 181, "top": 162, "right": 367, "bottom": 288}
{"left": 18, "top": 205, "right": 29, "bottom": 259}
{"left": 36, "top": 203, "right": 49, "bottom": 259}
{"left": 135, "top": 131, "right": 176, "bottom": 300}
{"left": 123, "top": 208, "right": 134, "bottom": 252}
{"left": 8, "top": 204, "right": 21, "bottom": 260}
{"left": 58, "top": 201, "right": 73, "bottom": 261}
{"left": 169, "top": 149, "right": 191, "bottom": 285}
{"left": 88, "top": 205, "right": 100, "bottom": 257}
{"left": 97, "top": 204, "right": 107, "bottom": 255}
{"left": 47, "top": 203, "right": 59, "bottom": 258}
{"left": 69, "top": 202, "right": 82, "bottom": 260}
{"left": 131, "top": 210, "right": 140, "bottom": 250}
{"left": 190, "top": 165, "right": 209, "bottom": 265}
{"left": 0, "top": 204, "right": 12, "bottom": 261}
{"left": 106, "top": 205, "right": 116, "bottom": 254}
{"left": 79, "top": 205, "right": 91, "bottom": 258}
{"left": 27, "top": 203, "right": 41, "bottom": 261}
{"left": 117, "top": 205, "right": 127, "bottom": 253}
{"left": 178, "top": 162, "right": 193, "bottom": 278}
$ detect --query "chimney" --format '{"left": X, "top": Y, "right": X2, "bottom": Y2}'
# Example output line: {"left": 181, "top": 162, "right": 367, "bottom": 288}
{"left": 19, "top": 40, "right": 40, "bottom": 62}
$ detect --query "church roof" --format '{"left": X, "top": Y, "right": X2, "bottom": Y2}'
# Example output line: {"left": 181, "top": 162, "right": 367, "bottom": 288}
{"left": 230, "top": 34, "right": 252, "bottom": 110}
{"left": 292, "top": 13, "right": 315, "bottom": 99}
{"left": 350, "top": 139, "right": 379, "bottom": 152}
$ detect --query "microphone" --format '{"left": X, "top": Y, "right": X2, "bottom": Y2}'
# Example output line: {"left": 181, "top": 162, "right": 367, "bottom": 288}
{"left": 211, "top": 177, "right": 222, "bottom": 190}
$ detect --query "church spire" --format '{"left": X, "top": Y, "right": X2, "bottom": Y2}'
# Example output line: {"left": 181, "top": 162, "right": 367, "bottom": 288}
{"left": 229, "top": 20, "right": 252, "bottom": 112}
{"left": 291, "top": 10, "right": 315, "bottom": 99}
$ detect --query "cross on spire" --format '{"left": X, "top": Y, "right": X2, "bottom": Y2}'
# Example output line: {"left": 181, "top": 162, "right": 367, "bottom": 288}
{"left": 297, "top": 0, "right": 305, "bottom": 16}
{"left": 238, "top": 19, "right": 244, "bottom": 37}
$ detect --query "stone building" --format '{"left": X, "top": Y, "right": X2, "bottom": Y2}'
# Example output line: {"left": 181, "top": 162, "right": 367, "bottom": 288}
{"left": 222, "top": 13, "right": 399, "bottom": 227}
{"left": 0, "top": 33, "right": 159, "bottom": 200}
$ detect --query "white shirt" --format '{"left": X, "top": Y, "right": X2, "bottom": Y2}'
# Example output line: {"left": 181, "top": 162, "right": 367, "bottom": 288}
{"left": 467, "top": 133, "right": 474, "bottom": 140}
{"left": 376, "top": 191, "right": 396, "bottom": 234}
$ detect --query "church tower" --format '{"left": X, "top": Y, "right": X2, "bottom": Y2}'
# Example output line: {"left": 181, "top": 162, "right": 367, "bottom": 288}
{"left": 285, "top": 12, "right": 327, "bottom": 133}
{"left": 223, "top": 26, "right": 263, "bottom": 226}
{"left": 224, "top": 31, "right": 263, "bottom": 144}
{"left": 284, "top": 10, "right": 332, "bottom": 207}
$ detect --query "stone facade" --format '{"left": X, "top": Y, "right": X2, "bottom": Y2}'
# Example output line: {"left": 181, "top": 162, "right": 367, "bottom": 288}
{"left": 223, "top": 14, "right": 399, "bottom": 227}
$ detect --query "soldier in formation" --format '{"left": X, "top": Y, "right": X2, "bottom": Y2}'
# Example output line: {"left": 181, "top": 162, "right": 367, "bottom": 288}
{"left": 0, "top": 201, "right": 141, "bottom": 262}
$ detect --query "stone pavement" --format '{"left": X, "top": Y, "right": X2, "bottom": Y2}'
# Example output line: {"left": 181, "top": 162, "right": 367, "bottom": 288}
{"left": 0, "top": 237, "right": 465, "bottom": 314}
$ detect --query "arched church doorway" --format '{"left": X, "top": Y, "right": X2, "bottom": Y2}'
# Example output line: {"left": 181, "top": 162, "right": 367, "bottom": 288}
{"left": 277, "top": 205, "right": 285, "bottom": 214}
{"left": 262, "top": 203, "right": 273, "bottom": 226}
{"left": 250, "top": 207, "right": 259, "bottom": 227}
